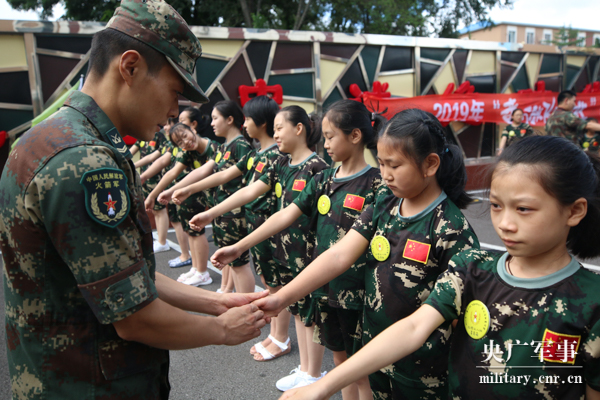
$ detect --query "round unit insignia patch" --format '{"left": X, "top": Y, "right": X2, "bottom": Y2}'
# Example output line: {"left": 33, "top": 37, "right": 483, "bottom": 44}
{"left": 318, "top": 195, "right": 331, "bottom": 215}
{"left": 247, "top": 157, "right": 254, "bottom": 170}
{"left": 139, "top": 141, "right": 146, "bottom": 147}
{"left": 371, "top": 235, "right": 391, "bottom": 261}
{"left": 275, "top": 182, "right": 282, "bottom": 198}
{"left": 173, "top": 148, "right": 179, "bottom": 156}
{"left": 215, "top": 152, "right": 222, "bottom": 163}
{"left": 193, "top": 160, "right": 201, "bottom": 169}
{"left": 464, "top": 300, "right": 490, "bottom": 340}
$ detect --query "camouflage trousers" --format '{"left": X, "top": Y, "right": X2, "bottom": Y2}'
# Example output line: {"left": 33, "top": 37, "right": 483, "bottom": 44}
{"left": 368, "top": 370, "right": 447, "bottom": 400}
{"left": 213, "top": 212, "right": 249, "bottom": 267}
{"left": 314, "top": 300, "right": 363, "bottom": 356}
{"left": 277, "top": 262, "right": 316, "bottom": 326}
{"left": 246, "top": 211, "right": 279, "bottom": 288}
{"left": 176, "top": 192, "right": 206, "bottom": 237}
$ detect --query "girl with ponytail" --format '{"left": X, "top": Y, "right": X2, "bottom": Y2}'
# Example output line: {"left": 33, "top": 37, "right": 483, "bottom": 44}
{"left": 253, "top": 108, "right": 481, "bottom": 399}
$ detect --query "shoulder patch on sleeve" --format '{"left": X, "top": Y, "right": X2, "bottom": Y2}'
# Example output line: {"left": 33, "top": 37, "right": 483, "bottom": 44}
{"left": 80, "top": 168, "right": 130, "bottom": 228}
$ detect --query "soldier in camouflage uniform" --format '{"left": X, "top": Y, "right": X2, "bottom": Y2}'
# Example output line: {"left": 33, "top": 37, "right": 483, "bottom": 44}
{"left": 0, "top": 1, "right": 268, "bottom": 399}
{"left": 545, "top": 90, "right": 600, "bottom": 145}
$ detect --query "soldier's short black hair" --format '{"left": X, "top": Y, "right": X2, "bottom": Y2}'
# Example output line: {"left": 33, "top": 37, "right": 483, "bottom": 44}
{"left": 278, "top": 106, "right": 321, "bottom": 151}
{"left": 324, "top": 100, "right": 385, "bottom": 150}
{"left": 557, "top": 90, "right": 576, "bottom": 105}
{"left": 88, "top": 28, "right": 168, "bottom": 79}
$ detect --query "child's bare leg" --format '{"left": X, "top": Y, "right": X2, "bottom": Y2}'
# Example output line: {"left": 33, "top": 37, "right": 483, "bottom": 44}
{"left": 220, "top": 266, "right": 233, "bottom": 292}
{"left": 172, "top": 222, "right": 190, "bottom": 261}
{"left": 153, "top": 208, "right": 169, "bottom": 245}
{"left": 189, "top": 234, "right": 208, "bottom": 274}
{"left": 306, "top": 324, "right": 325, "bottom": 378}
{"left": 230, "top": 262, "right": 255, "bottom": 293}
{"left": 294, "top": 315, "right": 308, "bottom": 370}
{"left": 333, "top": 350, "right": 371, "bottom": 400}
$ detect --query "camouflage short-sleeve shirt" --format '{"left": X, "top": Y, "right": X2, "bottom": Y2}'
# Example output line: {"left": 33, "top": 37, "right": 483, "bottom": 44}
{"left": 294, "top": 165, "right": 389, "bottom": 309}
{"left": 425, "top": 249, "right": 600, "bottom": 399}
{"left": 234, "top": 143, "right": 283, "bottom": 217}
{"left": 501, "top": 122, "right": 534, "bottom": 148}
{"left": 351, "top": 192, "right": 479, "bottom": 389}
{"left": 0, "top": 91, "right": 168, "bottom": 399}
{"left": 211, "top": 135, "right": 252, "bottom": 216}
{"left": 259, "top": 153, "right": 329, "bottom": 273}
{"left": 545, "top": 108, "right": 587, "bottom": 144}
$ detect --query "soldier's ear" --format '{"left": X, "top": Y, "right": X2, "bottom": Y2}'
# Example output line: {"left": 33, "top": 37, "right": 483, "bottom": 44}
{"left": 118, "top": 50, "right": 143, "bottom": 86}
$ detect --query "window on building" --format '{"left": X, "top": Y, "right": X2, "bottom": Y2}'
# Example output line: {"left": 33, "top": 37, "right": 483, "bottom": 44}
{"left": 593, "top": 34, "right": 600, "bottom": 47}
{"left": 526, "top": 28, "right": 535, "bottom": 44}
{"left": 507, "top": 26, "right": 517, "bottom": 43}
{"left": 577, "top": 32, "right": 587, "bottom": 46}
{"left": 543, "top": 29, "right": 553, "bottom": 44}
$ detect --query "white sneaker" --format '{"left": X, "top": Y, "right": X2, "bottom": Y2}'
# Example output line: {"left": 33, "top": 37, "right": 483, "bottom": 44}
{"left": 153, "top": 241, "right": 170, "bottom": 253}
{"left": 290, "top": 371, "right": 327, "bottom": 390}
{"left": 177, "top": 267, "right": 196, "bottom": 282}
{"left": 276, "top": 366, "right": 307, "bottom": 391}
{"left": 183, "top": 271, "right": 213, "bottom": 286}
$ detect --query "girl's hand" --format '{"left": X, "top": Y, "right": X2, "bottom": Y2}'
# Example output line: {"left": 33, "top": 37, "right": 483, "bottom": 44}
{"left": 279, "top": 384, "right": 328, "bottom": 400}
{"left": 172, "top": 188, "right": 190, "bottom": 205}
{"left": 211, "top": 245, "right": 242, "bottom": 269}
{"left": 144, "top": 196, "right": 156, "bottom": 212}
{"left": 140, "top": 174, "right": 147, "bottom": 185}
{"left": 189, "top": 211, "right": 213, "bottom": 231}
{"left": 157, "top": 190, "right": 172, "bottom": 205}
{"left": 252, "top": 293, "right": 285, "bottom": 319}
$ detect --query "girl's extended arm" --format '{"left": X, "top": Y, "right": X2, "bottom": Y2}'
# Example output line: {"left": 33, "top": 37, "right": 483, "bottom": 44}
{"left": 141, "top": 152, "right": 173, "bottom": 183}
{"left": 144, "top": 162, "right": 187, "bottom": 211}
{"left": 189, "top": 180, "right": 270, "bottom": 230}
{"left": 134, "top": 150, "right": 161, "bottom": 169}
{"left": 158, "top": 160, "right": 217, "bottom": 204}
{"left": 172, "top": 163, "right": 242, "bottom": 204}
{"left": 280, "top": 305, "right": 444, "bottom": 400}
{"left": 211, "top": 204, "right": 304, "bottom": 269}
{"left": 252, "top": 229, "right": 370, "bottom": 317}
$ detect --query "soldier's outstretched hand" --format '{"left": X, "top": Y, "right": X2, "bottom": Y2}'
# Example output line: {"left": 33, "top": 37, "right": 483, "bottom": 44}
{"left": 217, "top": 303, "right": 267, "bottom": 346}
{"left": 144, "top": 195, "right": 156, "bottom": 212}
{"left": 189, "top": 211, "right": 212, "bottom": 231}
{"left": 157, "top": 190, "right": 172, "bottom": 205}
{"left": 211, "top": 245, "right": 242, "bottom": 270}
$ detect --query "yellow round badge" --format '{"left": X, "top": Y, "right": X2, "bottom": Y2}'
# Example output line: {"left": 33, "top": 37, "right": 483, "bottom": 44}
{"left": 318, "top": 195, "right": 331, "bottom": 215}
{"left": 173, "top": 148, "right": 179, "bottom": 157}
{"left": 215, "top": 152, "right": 222, "bottom": 163}
{"left": 247, "top": 157, "right": 254, "bottom": 170}
{"left": 370, "top": 236, "right": 391, "bottom": 262}
{"left": 275, "top": 182, "right": 282, "bottom": 198}
{"left": 161, "top": 147, "right": 166, "bottom": 155}
{"left": 139, "top": 141, "right": 146, "bottom": 147}
{"left": 584, "top": 141, "right": 590, "bottom": 149}
{"left": 193, "top": 160, "right": 201, "bottom": 169}
{"left": 508, "top": 130, "right": 516, "bottom": 137}
{"left": 464, "top": 300, "right": 490, "bottom": 340}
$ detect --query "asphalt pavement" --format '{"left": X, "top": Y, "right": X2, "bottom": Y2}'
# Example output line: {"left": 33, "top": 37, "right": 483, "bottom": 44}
{"left": 1, "top": 198, "right": 599, "bottom": 400}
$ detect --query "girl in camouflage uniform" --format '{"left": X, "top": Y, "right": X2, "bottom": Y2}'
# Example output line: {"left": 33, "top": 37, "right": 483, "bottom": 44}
{"left": 257, "top": 109, "right": 480, "bottom": 400}
{"left": 145, "top": 108, "right": 218, "bottom": 286}
{"left": 498, "top": 108, "right": 534, "bottom": 155}
{"left": 190, "top": 107, "right": 328, "bottom": 371}
{"left": 283, "top": 135, "right": 600, "bottom": 400}
{"left": 212, "top": 100, "right": 388, "bottom": 397}
{"left": 168, "top": 96, "right": 289, "bottom": 342}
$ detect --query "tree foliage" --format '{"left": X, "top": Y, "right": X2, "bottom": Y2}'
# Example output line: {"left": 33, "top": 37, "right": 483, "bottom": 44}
{"left": 550, "top": 26, "right": 583, "bottom": 53}
{"left": 8, "top": 0, "right": 511, "bottom": 38}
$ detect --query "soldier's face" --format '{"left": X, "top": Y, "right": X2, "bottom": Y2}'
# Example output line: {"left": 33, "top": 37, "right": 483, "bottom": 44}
{"left": 127, "top": 62, "right": 184, "bottom": 140}
{"left": 489, "top": 163, "right": 581, "bottom": 263}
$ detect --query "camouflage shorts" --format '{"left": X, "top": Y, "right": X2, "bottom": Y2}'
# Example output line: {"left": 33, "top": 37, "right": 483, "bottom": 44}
{"left": 167, "top": 202, "right": 179, "bottom": 223}
{"left": 213, "top": 214, "right": 249, "bottom": 267}
{"left": 142, "top": 178, "right": 165, "bottom": 211}
{"left": 276, "top": 263, "right": 312, "bottom": 322}
{"left": 314, "top": 300, "right": 363, "bottom": 356}
{"left": 247, "top": 212, "right": 280, "bottom": 287}
{"left": 176, "top": 192, "right": 206, "bottom": 237}
{"left": 368, "top": 370, "right": 447, "bottom": 400}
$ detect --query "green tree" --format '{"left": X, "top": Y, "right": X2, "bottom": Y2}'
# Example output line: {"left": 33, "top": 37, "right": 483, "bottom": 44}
{"left": 7, "top": 0, "right": 510, "bottom": 37}
{"left": 551, "top": 26, "right": 582, "bottom": 52}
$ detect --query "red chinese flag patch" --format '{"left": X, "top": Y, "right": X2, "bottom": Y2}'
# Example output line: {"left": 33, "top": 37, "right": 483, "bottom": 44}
{"left": 520, "top": 129, "right": 526, "bottom": 135}
{"left": 256, "top": 161, "right": 266, "bottom": 173}
{"left": 149, "top": 141, "right": 156, "bottom": 147}
{"left": 292, "top": 179, "right": 306, "bottom": 191}
{"left": 343, "top": 194, "right": 365, "bottom": 211}
{"left": 541, "top": 329, "right": 581, "bottom": 365}
{"left": 224, "top": 151, "right": 231, "bottom": 160}
{"left": 402, "top": 239, "right": 431, "bottom": 264}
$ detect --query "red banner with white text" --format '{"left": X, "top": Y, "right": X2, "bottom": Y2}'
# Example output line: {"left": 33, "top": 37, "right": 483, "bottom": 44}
{"left": 362, "top": 92, "right": 600, "bottom": 127}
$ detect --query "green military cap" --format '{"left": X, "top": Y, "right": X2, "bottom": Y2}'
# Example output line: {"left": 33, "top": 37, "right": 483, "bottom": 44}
{"left": 106, "top": 0, "right": 208, "bottom": 103}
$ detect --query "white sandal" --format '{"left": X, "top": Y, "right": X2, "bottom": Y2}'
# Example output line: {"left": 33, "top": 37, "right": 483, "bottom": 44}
{"left": 254, "top": 335, "right": 291, "bottom": 362}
